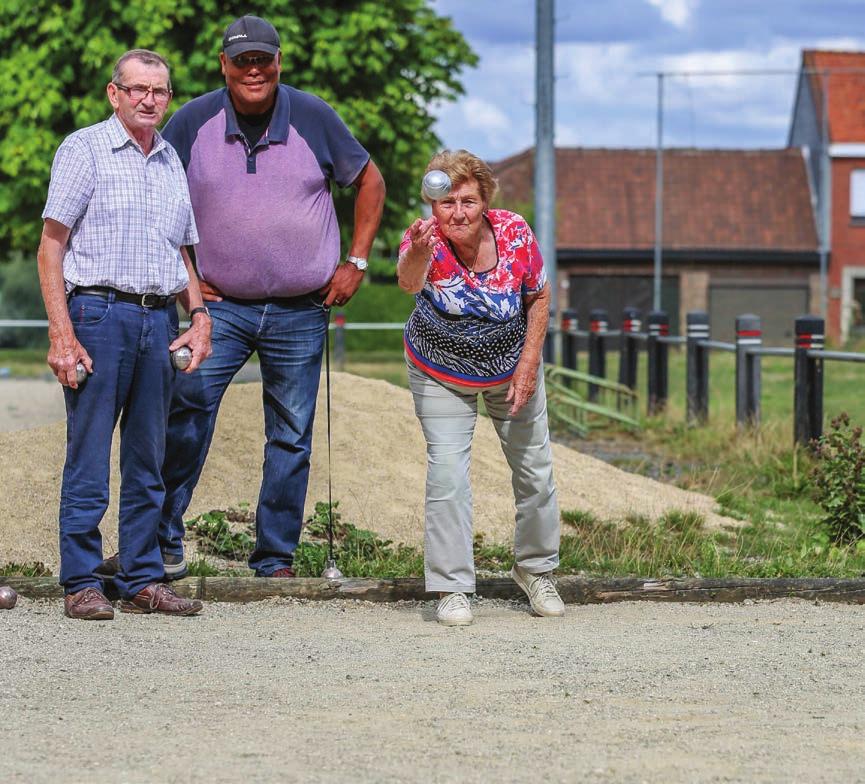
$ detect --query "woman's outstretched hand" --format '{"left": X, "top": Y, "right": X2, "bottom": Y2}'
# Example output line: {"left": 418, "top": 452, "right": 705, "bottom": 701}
{"left": 408, "top": 217, "right": 437, "bottom": 253}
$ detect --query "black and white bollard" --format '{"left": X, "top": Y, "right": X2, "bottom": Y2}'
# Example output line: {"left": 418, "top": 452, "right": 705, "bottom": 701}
{"left": 735, "top": 314, "right": 762, "bottom": 428}
{"left": 560, "top": 308, "right": 578, "bottom": 373}
{"left": 794, "top": 315, "right": 824, "bottom": 447}
{"left": 618, "top": 307, "right": 641, "bottom": 391}
{"left": 647, "top": 310, "right": 669, "bottom": 415}
{"left": 543, "top": 312, "right": 556, "bottom": 365}
{"left": 686, "top": 311, "right": 710, "bottom": 425}
{"left": 587, "top": 308, "right": 608, "bottom": 402}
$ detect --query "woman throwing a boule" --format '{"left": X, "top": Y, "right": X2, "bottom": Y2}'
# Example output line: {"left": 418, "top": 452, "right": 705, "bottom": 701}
{"left": 398, "top": 149, "right": 564, "bottom": 626}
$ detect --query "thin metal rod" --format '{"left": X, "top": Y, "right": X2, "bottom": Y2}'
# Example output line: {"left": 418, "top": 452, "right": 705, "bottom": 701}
{"left": 325, "top": 316, "right": 335, "bottom": 564}
{"left": 637, "top": 67, "right": 865, "bottom": 78}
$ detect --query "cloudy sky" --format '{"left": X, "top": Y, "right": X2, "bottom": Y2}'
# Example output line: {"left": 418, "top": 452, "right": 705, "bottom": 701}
{"left": 432, "top": 0, "right": 865, "bottom": 162}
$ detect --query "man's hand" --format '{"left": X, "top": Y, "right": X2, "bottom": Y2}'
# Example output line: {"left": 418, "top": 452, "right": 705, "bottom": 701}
{"left": 505, "top": 355, "right": 540, "bottom": 416}
{"left": 319, "top": 263, "right": 364, "bottom": 308}
{"left": 169, "top": 314, "right": 212, "bottom": 373}
{"left": 48, "top": 328, "right": 92, "bottom": 389}
{"left": 198, "top": 279, "right": 224, "bottom": 302}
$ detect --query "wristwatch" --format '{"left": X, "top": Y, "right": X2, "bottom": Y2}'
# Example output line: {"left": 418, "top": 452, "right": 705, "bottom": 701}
{"left": 189, "top": 306, "right": 210, "bottom": 319}
{"left": 345, "top": 255, "right": 368, "bottom": 271}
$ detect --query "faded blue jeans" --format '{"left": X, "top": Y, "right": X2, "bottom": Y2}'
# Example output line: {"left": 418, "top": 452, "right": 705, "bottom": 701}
{"left": 158, "top": 295, "right": 328, "bottom": 575}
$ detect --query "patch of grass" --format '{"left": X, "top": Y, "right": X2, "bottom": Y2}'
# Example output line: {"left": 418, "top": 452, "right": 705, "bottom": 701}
{"left": 558, "top": 509, "right": 726, "bottom": 576}
{"left": 184, "top": 507, "right": 256, "bottom": 560}
{"left": 186, "top": 556, "right": 221, "bottom": 577}
{"left": 0, "top": 348, "right": 49, "bottom": 378}
{"left": 168, "top": 497, "right": 865, "bottom": 580}
{"left": 0, "top": 561, "right": 52, "bottom": 577}
{"left": 293, "top": 501, "right": 423, "bottom": 577}
{"left": 558, "top": 506, "right": 865, "bottom": 577}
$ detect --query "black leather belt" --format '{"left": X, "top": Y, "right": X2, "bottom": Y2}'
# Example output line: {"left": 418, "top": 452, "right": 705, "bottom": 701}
{"left": 72, "top": 286, "right": 176, "bottom": 309}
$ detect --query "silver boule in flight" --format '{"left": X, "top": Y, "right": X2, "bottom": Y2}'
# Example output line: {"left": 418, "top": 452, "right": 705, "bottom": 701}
{"left": 422, "top": 169, "right": 452, "bottom": 201}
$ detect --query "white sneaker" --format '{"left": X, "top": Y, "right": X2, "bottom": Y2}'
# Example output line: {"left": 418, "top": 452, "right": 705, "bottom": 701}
{"left": 435, "top": 592, "right": 473, "bottom": 626}
{"left": 511, "top": 565, "right": 565, "bottom": 617}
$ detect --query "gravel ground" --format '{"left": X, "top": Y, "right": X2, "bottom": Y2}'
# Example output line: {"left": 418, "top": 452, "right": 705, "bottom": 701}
{"left": 1, "top": 597, "right": 864, "bottom": 783}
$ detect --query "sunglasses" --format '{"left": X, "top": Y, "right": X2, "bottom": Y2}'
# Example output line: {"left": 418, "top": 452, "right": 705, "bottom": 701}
{"left": 230, "top": 53, "right": 275, "bottom": 69}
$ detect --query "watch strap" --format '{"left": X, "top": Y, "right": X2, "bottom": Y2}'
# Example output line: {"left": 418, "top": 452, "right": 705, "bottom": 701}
{"left": 189, "top": 306, "right": 210, "bottom": 319}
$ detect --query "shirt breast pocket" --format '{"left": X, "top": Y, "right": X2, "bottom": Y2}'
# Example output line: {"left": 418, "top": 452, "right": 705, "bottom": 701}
{"left": 158, "top": 194, "right": 192, "bottom": 247}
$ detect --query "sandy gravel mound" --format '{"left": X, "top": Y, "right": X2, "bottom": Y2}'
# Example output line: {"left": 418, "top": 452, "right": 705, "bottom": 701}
{"left": 0, "top": 373, "right": 736, "bottom": 569}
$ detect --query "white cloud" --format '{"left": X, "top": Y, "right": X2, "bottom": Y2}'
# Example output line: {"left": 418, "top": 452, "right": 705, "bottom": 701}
{"left": 433, "top": 3, "right": 865, "bottom": 158}
{"left": 646, "top": 0, "right": 699, "bottom": 29}
{"left": 461, "top": 97, "right": 511, "bottom": 132}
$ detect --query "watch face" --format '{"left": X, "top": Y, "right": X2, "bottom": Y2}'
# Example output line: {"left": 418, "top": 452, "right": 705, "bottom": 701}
{"left": 348, "top": 256, "right": 368, "bottom": 270}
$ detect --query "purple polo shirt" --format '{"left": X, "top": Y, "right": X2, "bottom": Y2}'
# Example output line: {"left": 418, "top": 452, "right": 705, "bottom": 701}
{"left": 163, "top": 85, "right": 369, "bottom": 298}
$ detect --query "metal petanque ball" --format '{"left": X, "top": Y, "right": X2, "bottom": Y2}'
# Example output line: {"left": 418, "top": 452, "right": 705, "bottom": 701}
{"left": 171, "top": 346, "right": 193, "bottom": 371}
{"left": 0, "top": 585, "right": 17, "bottom": 610}
{"left": 75, "top": 362, "right": 87, "bottom": 385}
{"left": 321, "top": 558, "right": 344, "bottom": 581}
{"left": 422, "top": 169, "right": 452, "bottom": 201}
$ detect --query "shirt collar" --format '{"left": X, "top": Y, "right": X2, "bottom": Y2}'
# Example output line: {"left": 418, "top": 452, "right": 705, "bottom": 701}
{"left": 106, "top": 113, "right": 167, "bottom": 156}
{"left": 222, "top": 84, "right": 290, "bottom": 144}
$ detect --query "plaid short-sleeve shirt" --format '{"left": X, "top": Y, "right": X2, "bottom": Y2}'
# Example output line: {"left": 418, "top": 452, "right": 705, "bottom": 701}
{"left": 42, "top": 113, "right": 198, "bottom": 296}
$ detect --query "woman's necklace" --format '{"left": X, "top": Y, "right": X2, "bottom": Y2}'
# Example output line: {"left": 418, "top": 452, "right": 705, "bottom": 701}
{"left": 449, "top": 225, "right": 495, "bottom": 278}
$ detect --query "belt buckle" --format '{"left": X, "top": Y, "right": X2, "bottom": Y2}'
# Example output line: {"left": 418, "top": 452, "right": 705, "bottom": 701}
{"left": 140, "top": 293, "right": 159, "bottom": 308}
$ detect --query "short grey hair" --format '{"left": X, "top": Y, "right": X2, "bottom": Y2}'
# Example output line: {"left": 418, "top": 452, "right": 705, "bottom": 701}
{"left": 112, "top": 49, "right": 172, "bottom": 90}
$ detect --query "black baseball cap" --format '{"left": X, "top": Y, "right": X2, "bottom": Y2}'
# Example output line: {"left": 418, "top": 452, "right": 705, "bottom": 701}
{"left": 222, "top": 15, "right": 280, "bottom": 59}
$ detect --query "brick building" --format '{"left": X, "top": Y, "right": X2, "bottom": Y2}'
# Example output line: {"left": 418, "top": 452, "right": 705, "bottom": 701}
{"left": 789, "top": 50, "right": 865, "bottom": 342}
{"left": 492, "top": 50, "right": 865, "bottom": 343}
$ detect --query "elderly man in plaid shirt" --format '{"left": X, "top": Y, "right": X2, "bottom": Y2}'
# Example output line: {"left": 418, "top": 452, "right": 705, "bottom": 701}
{"left": 37, "top": 49, "right": 212, "bottom": 620}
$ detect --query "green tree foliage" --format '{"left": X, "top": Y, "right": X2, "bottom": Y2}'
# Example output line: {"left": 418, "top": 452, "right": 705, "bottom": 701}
{"left": 0, "top": 0, "right": 476, "bottom": 255}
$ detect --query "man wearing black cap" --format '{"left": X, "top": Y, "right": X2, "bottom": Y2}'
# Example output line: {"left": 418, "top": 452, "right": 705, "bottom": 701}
{"left": 155, "top": 15, "right": 386, "bottom": 578}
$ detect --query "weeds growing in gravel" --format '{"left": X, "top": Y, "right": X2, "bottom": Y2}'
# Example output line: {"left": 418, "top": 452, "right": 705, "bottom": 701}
{"left": 0, "top": 561, "right": 51, "bottom": 577}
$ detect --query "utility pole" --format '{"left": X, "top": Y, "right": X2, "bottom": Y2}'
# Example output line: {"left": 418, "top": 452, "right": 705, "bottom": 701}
{"left": 653, "top": 73, "right": 664, "bottom": 311}
{"left": 535, "top": 0, "right": 556, "bottom": 321}
{"left": 819, "top": 69, "right": 830, "bottom": 321}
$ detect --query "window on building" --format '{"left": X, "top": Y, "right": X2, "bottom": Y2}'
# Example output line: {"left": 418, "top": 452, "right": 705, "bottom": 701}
{"left": 851, "top": 170, "right": 865, "bottom": 218}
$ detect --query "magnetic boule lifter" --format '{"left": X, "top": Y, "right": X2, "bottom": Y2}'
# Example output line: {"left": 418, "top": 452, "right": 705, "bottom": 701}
{"left": 321, "top": 312, "right": 344, "bottom": 581}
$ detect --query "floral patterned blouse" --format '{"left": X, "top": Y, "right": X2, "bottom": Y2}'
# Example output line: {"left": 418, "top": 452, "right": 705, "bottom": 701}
{"left": 400, "top": 210, "right": 546, "bottom": 387}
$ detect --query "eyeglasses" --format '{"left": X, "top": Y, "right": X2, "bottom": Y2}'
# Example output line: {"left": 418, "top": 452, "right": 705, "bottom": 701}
{"left": 230, "top": 53, "right": 275, "bottom": 69}
{"left": 114, "top": 83, "right": 172, "bottom": 103}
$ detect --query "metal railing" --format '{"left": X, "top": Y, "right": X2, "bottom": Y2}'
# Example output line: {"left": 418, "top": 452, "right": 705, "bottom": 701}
{"left": 550, "top": 307, "right": 865, "bottom": 446}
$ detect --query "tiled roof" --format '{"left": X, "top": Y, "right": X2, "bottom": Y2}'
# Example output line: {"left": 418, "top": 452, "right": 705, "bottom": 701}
{"left": 493, "top": 147, "right": 818, "bottom": 253}
{"left": 802, "top": 50, "right": 865, "bottom": 143}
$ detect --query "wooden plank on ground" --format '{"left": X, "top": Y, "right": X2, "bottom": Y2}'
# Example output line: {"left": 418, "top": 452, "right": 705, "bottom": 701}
{"left": 3, "top": 576, "right": 865, "bottom": 604}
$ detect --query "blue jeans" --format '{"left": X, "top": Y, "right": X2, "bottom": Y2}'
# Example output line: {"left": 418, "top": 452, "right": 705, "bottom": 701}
{"left": 60, "top": 292, "right": 177, "bottom": 598}
{"left": 159, "top": 296, "right": 328, "bottom": 575}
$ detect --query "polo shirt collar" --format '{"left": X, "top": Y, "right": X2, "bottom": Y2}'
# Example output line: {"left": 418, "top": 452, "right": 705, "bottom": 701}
{"left": 222, "top": 84, "right": 290, "bottom": 144}
{"left": 106, "top": 113, "right": 166, "bottom": 156}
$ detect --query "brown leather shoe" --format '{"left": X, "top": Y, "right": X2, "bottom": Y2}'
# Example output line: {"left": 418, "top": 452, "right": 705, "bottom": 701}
{"left": 119, "top": 583, "right": 203, "bottom": 616}
{"left": 270, "top": 567, "right": 295, "bottom": 578}
{"left": 64, "top": 587, "right": 114, "bottom": 620}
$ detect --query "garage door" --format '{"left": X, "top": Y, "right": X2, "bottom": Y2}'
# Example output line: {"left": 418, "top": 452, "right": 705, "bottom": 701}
{"left": 569, "top": 275, "right": 680, "bottom": 334}
{"left": 709, "top": 285, "right": 808, "bottom": 343}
